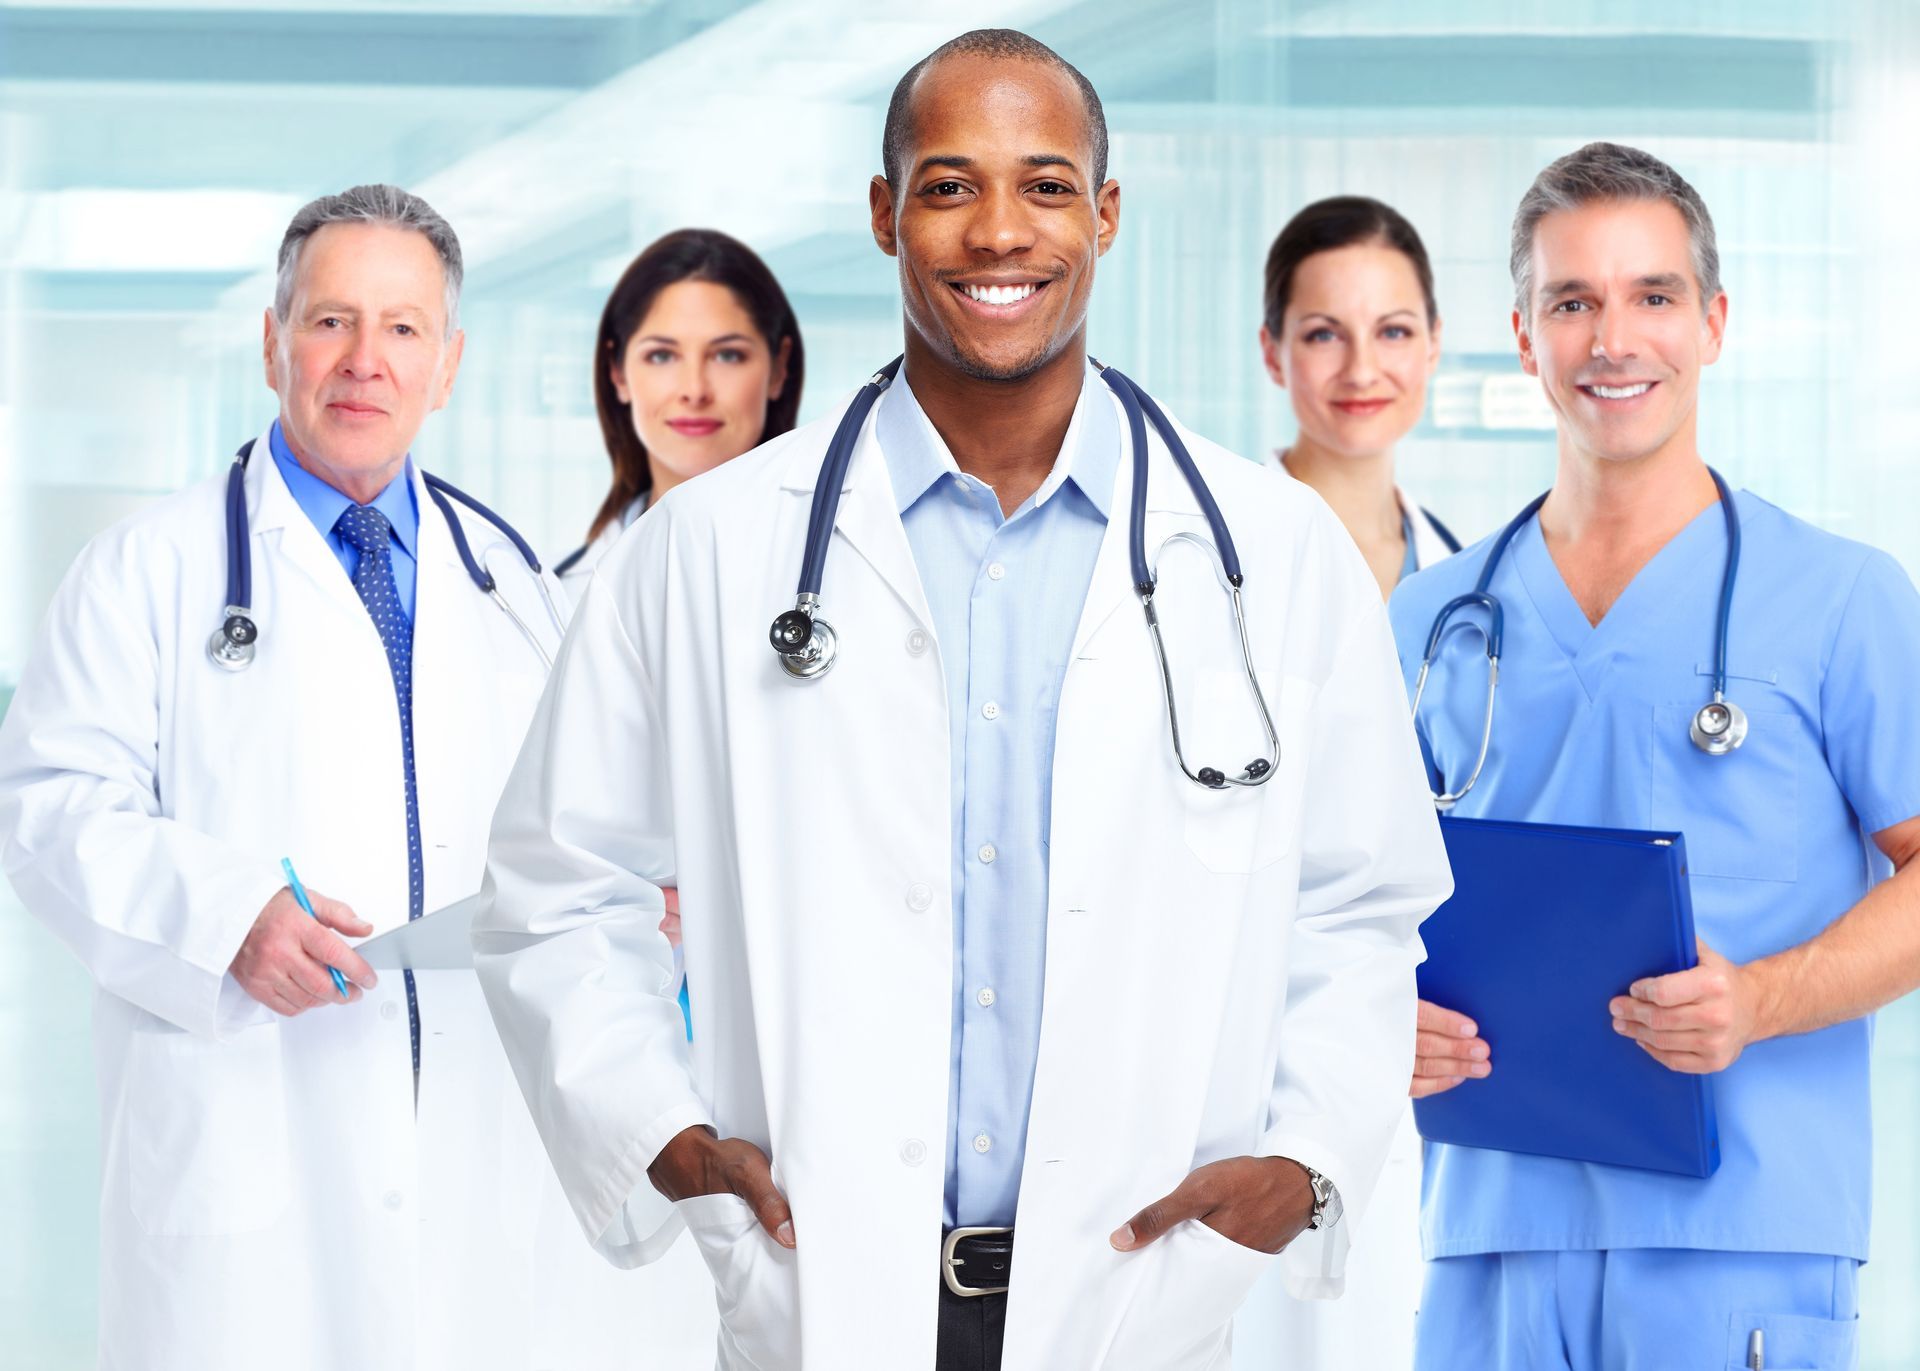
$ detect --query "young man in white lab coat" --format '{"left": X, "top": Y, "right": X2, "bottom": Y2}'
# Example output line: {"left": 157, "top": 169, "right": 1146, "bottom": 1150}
{"left": 0, "top": 186, "right": 690, "bottom": 1370}
{"left": 475, "top": 29, "right": 1451, "bottom": 1371}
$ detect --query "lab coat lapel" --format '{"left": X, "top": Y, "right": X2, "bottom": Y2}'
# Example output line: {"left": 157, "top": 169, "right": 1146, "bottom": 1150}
{"left": 244, "top": 426, "right": 386, "bottom": 623}
{"left": 1070, "top": 387, "right": 1206, "bottom": 660}
{"left": 782, "top": 391, "right": 935, "bottom": 635}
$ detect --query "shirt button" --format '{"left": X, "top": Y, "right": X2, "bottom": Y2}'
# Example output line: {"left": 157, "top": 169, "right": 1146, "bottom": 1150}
{"left": 987, "top": 562, "right": 1006, "bottom": 581}
{"left": 973, "top": 1133, "right": 993, "bottom": 1154}
{"left": 383, "top": 1190, "right": 404, "bottom": 1211}
{"left": 977, "top": 843, "right": 997, "bottom": 865}
{"left": 977, "top": 987, "right": 996, "bottom": 1008}
{"left": 906, "top": 882, "right": 933, "bottom": 912}
{"left": 905, "top": 629, "right": 929, "bottom": 656}
{"left": 901, "top": 1138, "right": 927, "bottom": 1166}
{"left": 981, "top": 701, "right": 1000, "bottom": 721}
{"left": 380, "top": 1001, "right": 399, "bottom": 1021}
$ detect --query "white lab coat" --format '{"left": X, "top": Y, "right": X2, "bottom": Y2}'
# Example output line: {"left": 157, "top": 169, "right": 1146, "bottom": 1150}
{"left": 474, "top": 381, "right": 1452, "bottom": 1370}
{"left": 555, "top": 494, "right": 645, "bottom": 598}
{"left": 1240, "top": 455, "right": 1462, "bottom": 1369}
{"left": 0, "top": 433, "right": 656, "bottom": 1370}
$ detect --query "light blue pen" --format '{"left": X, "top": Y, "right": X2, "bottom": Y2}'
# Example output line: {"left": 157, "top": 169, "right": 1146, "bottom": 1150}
{"left": 281, "top": 857, "right": 351, "bottom": 1001}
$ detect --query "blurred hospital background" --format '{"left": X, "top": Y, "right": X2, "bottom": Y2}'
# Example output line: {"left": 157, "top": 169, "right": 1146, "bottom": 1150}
{"left": 3, "top": 1, "right": 1919, "bottom": 1364}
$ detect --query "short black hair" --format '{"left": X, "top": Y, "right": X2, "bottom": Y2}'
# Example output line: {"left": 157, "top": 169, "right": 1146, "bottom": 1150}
{"left": 1263, "top": 195, "right": 1438, "bottom": 333}
{"left": 882, "top": 28, "right": 1108, "bottom": 189}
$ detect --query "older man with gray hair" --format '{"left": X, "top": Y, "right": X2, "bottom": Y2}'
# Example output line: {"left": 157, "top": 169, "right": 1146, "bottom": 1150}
{"left": 0, "top": 184, "right": 676, "bottom": 1369}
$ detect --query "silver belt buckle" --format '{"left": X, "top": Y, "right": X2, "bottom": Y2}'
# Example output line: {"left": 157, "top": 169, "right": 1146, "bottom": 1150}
{"left": 942, "top": 1225, "right": 1013, "bottom": 1297}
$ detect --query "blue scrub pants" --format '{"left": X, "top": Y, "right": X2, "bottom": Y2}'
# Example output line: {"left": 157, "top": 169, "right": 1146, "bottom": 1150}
{"left": 1415, "top": 1250, "right": 1859, "bottom": 1371}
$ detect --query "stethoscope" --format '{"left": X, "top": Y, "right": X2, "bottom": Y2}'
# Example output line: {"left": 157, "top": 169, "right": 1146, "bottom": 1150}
{"left": 208, "top": 438, "right": 567, "bottom": 672}
{"left": 766, "top": 356, "right": 1279, "bottom": 790}
{"left": 1412, "top": 466, "right": 1745, "bottom": 811}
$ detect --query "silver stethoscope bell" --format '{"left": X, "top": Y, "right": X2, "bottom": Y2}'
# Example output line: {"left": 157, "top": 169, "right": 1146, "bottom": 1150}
{"left": 770, "top": 596, "right": 837, "bottom": 681}
{"left": 1689, "top": 694, "right": 1747, "bottom": 756}
{"left": 207, "top": 606, "right": 258, "bottom": 672}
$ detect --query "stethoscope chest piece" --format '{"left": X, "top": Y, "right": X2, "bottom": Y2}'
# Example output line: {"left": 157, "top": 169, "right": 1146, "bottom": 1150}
{"left": 207, "top": 606, "right": 258, "bottom": 672}
{"left": 770, "top": 598, "right": 837, "bottom": 681}
{"left": 1690, "top": 696, "right": 1748, "bottom": 755}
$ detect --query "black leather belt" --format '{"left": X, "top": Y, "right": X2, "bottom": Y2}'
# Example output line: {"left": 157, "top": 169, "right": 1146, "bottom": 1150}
{"left": 942, "top": 1226, "right": 1014, "bottom": 1297}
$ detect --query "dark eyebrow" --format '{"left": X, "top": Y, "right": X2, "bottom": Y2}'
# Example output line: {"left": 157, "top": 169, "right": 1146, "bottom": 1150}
{"left": 1538, "top": 278, "right": 1591, "bottom": 301}
{"left": 914, "top": 153, "right": 1083, "bottom": 176}
{"left": 634, "top": 333, "right": 756, "bottom": 348}
{"left": 1298, "top": 312, "right": 1342, "bottom": 327}
{"left": 1636, "top": 273, "right": 1690, "bottom": 294}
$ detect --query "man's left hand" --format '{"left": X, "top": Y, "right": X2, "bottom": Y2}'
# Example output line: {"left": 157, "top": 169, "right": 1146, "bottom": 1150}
{"left": 1109, "top": 1156, "right": 1315, "bottom": 1255}
{"left": 1610, "top": 937, "right": 1762, "bottom": 1073}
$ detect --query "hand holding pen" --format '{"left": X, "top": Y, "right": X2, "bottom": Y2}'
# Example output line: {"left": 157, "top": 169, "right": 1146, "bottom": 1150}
{"left": 226, "top": 862, "right": 378, "bottom": 1017}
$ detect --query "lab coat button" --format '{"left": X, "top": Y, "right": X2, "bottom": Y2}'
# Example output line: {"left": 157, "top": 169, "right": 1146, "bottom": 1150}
{"left": 380, "top": 1001, "right": 399, "bottom": 1021}
{"left": 383, "top": 1190, "right": 404, "bottom": 1211}
{"left": 973, "top": 1133, "right": 992, "bottom": 1154}
{"left": 906, "top": 882, "right": 934, "bottom": 912}
{"left": 981, "top": 701, "right": 1000, "bottom": 720}
{"left": 900, "top": 1138, "right": 927, "bottom": 1166}
{"left": 906, "top": 629, "right": 929, "bottom": 656}
{"left": 987, "top": 562, "right": 1006, "bottom": 581}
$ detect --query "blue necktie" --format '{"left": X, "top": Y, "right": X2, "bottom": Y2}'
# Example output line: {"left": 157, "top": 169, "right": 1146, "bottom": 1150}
{"left": 335, "top": 505, "right": 424, "bottom": 1081}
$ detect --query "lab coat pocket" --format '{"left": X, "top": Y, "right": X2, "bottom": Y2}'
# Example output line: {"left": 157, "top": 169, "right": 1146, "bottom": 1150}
{"left": 1103, "top": 1218, "right": 1274, "bottom": 1369}
{"left": 1723, "top": 1309, "right": 1857, "bottom": 1369}
{"left": 1650, "top": 705, "right": 1798, "bottom": 882}
{"left": 675, "top": 1193, "right": 799, "bottom": 1371}
{"left": 1179, "top": 671, "right": 1305, "bottom": 875}
{"left": 127, "top": 1022, "right": 291, "bottom": 1236}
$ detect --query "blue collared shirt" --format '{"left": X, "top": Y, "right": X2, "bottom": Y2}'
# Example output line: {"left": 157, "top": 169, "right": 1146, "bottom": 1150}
{"left": 268, "top": 419, "right": 420, "bottom": 621}
{"left": 875, "top": 366, "right": 1118, "bottom": 1228}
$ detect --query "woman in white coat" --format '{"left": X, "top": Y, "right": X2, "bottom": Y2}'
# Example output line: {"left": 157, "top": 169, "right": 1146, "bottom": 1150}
{"left": 1239, "top": 193, "right": 1460, "bottom": 1369}
{"left": 0, "top": 189, "right": 593, "bottom": 1371}
{"left": 554, "top": 228, "right": 803, "bottom": 596}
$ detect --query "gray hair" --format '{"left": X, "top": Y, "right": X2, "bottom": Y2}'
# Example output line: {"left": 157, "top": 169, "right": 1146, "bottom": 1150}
{"left": 273, "top": 184, "right": 464, "bottom": 336}
{"left": 1510, "top": 142, "right": 1720, "bottom": 316}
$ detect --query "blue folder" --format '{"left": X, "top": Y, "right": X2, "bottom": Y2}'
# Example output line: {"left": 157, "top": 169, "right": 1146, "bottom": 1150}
{"left": 1412, "top": 816, "right": 1721, "bottom": 1178}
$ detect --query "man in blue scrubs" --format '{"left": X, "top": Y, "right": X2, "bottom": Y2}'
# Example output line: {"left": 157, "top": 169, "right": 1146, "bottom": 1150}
{"left": 1392, "top": 142, "right": 1920, "bottom": 1369}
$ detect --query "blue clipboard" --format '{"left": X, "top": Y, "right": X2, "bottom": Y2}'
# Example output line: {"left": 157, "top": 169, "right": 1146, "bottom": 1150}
{"left": 1412, "top": 816, "right": 1721, "bottom": 1178}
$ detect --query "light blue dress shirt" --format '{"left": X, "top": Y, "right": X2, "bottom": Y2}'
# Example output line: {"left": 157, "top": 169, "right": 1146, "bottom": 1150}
{"left": 875, "top": 366, "right": 1118, "bottom": 1229}
{"left": 268, "top": 419, "right": 420, "bottom": 622}
{"left": 1389, "top": 489, "right": 1920, "bottom": 1262}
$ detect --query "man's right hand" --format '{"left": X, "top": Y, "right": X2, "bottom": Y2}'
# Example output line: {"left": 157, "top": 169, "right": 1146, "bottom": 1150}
{"left": 229, "top": 887, "right": 377, "bottom": 1017}
{"left": 649, "top": 1124, "right": 795, "bottom": 1249}
{"left": 1411, "top": 999, "right": 1491, "bottom": 1098}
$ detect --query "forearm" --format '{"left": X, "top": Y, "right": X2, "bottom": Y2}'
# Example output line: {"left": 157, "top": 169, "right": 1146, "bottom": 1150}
{"left": 1749, "top": 857, "right": 1920, "bottom": 1039}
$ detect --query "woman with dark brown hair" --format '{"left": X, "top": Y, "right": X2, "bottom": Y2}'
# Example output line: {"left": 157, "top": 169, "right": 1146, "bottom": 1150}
{"left": 556, "top": 228, "right": 805, "bottom": 589}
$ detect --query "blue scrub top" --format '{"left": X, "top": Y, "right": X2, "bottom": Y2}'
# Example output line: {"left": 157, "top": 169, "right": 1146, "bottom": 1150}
{"left": 1389, "top": 489, "right": 1920, "bottom": 1262}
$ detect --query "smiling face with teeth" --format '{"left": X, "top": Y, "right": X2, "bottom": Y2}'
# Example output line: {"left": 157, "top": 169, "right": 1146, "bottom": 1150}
{"left": 870, "top": 52, "right": 1119, "bottom": 386}
{"left": 1515, "top": 197, "right": 1727, "bottom": 469}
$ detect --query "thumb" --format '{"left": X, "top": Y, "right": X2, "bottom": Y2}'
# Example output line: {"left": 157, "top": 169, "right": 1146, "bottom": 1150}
{"left": 311, "top": 892, "right": 374, "bottom": 937}
{"left": 730, "top": 1146, "right": 795, "bottom": 1250}
{"left": 1111, "top": 1174, "right": 1206, "bottom": 1252}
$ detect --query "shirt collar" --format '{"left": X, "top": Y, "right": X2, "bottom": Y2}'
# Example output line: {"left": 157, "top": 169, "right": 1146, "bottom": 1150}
{"left": 268, "top": 419, "right": 419, "bottom": 558}
{"left": 874, "top": 363, "right": 1118, "bottom": 522}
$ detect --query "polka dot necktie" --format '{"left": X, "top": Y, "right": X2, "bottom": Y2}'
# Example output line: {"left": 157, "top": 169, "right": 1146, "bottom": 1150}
{"left": 335, "top": 505, "right": 425, "bottom": 1087}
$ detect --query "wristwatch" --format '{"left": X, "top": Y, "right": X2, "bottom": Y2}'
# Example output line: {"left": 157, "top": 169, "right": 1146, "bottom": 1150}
{"left": 1303, "top": 1165, "right": 1343, "bottom": 1231}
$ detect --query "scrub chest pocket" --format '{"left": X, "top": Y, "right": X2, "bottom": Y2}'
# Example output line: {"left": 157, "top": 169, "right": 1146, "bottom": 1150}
{"left": 1651, "top": 705, "right": 1798, "bottom": 883}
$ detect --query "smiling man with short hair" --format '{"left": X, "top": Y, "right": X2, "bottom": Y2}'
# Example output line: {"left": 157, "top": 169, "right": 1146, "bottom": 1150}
{"left": 1395, "top": 142, "right": 1920, "bottom": 1369}
{"left": 475, "top": 28, "right": 1448, "bottom": 1371}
